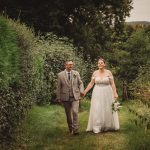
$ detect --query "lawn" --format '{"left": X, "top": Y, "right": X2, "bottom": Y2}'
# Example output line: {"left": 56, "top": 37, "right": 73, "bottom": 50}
{"left": 16, "top": 100, "right": 150, "bottom": 150}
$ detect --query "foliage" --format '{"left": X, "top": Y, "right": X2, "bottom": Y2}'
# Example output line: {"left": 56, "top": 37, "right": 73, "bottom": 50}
{"left": 0, "top": 0, "right": 133, "bottom": 32}
{"left": 0, "top": 15, "right": 92, "bottom": 146}
{"left": 36, "top": 33, "right": 88, "bottom": 104}
{"left": 0, "top": 88, "right": 31, "bottom": 146}
{"left": 120, "top": 29, "right": 150, "bottom": 82}
{"left": 0, "top": 17, "right": 25, "bottom": 142}
{"left": 128, "top": 100, "right": 150, "bottom": 131}
{"left": 0, "top": 0, "right": 133, "bottom": 59}
{"left": 0, "top": 17, "right": 21, "bottom": 89}
{"left": 124, "top": 29, "right": 150, "bottom": 99}
{"left": 129, "top": 61, "right": 150, "bottom": 102}
{"left": 0, "top": 16, "right": 40, "bottom": 144}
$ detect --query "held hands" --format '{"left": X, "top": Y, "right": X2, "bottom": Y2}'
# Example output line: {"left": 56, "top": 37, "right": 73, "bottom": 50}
{"left": 83, "top": 91, "right": 87, "bottom": 96}
{"left": 80, "top": 91, "right": 86, "bottom": 97}
{"left": 80, "top": 92, "right": 85, "bottom": 97}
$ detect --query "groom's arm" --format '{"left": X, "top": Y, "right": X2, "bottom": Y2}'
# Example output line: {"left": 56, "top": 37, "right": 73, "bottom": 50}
{"left": 56, "top": 74, "right": 61, "bottom": 100}
{"left": 77, "top": 72, "right": 84, "bottom": 94}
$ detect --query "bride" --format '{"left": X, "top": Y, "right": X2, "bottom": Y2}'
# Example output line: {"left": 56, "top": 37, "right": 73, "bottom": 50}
{"left": 84, "top": 57, "right": 119, "bottom": 133}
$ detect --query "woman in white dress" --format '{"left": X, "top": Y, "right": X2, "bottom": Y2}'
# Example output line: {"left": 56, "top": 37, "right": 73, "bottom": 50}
{"left": 84, "top": 58, "right": 119, "bottom": 133}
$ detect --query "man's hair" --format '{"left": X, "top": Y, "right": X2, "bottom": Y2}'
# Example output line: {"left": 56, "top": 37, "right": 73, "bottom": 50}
{"left": 65, "top": 60, "right": 73, "bottom": 65}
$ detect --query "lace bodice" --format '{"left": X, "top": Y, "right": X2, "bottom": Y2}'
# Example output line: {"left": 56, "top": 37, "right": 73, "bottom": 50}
{"left": 93, "top": 76, "right": 113, "bottom": 85}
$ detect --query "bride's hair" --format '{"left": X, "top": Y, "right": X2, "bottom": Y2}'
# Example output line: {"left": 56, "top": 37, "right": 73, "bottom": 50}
{"left": 98, "top": 57, "right": 105, "bottom": 63}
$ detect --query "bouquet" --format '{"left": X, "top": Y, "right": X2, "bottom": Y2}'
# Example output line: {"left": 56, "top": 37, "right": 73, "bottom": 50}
{"left": 112, "top": 101, "right": 122, "bottom": 112}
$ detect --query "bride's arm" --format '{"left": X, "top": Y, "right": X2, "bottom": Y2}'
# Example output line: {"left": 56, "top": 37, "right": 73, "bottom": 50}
{"left": 108, "top": 71, "right": 118, "bottom": 100}
{"left": 84, "top": 79, "right": 95, "bottom": 96}
{"left": 84, "top": 72, "right": 96, "bottom": 96}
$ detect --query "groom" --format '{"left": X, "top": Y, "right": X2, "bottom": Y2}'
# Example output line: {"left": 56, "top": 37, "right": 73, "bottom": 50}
{"left": 56, "top": 60, "right": 84, "bottom": 135}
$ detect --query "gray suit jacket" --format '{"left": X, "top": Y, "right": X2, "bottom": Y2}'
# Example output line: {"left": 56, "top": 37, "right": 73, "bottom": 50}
{"left": 56, "top": 70, "right": 84, "bottom": 101}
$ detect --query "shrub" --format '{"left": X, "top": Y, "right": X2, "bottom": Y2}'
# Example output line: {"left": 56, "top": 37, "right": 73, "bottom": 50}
{"left": 36, "top": 33, "right": 89, "bottom": 104}
{"left": 0, "top": 16, "right": 40, "bottom": 144}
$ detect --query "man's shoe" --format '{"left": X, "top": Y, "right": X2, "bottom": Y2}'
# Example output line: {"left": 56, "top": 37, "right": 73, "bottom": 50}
{"left": 69, "top": 130, "right": 73, "bottom": 135}
{"left": 72, "top": 131, "right": 79, "bottom": 135}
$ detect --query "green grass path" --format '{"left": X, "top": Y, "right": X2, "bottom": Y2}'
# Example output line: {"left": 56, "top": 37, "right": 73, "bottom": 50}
{"left": 19, "top": 101, "right": 150, "bottom": 150}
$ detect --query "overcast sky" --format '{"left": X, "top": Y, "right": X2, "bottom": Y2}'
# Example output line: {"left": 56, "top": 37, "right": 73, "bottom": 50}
{"left": 126, "top": 0, "right": 150, "bottom": 22}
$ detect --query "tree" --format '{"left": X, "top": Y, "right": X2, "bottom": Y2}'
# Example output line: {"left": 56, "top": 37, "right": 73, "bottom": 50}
{"left": 0, "top": 0, "right": 133, "bottom": 59}
{"left": 116, "top": 28, "right": 150, "bottom": 99}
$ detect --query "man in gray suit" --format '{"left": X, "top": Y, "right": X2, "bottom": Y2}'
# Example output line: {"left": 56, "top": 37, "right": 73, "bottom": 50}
{"left": 56, "top": 60, "right": 84, "bottom": 135}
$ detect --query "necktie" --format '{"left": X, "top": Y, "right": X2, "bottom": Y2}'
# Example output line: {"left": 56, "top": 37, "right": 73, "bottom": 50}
{"left": 68, "top": 72, "right": 70, "bottom": 80}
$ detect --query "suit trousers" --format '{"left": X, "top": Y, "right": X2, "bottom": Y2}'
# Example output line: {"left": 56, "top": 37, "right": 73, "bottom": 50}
{"left": 63, "top": 99, "right": 79, "bottom": 133}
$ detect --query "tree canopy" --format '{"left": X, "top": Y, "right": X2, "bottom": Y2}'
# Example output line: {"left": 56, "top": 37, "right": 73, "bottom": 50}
{"left": 1, "top": 0, "right": 133, "bottom": 59}
{"left": 1, "top": 0, "right": 132, "bottom": 32}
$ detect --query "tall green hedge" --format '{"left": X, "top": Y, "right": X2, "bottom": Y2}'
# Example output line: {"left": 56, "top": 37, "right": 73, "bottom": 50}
{"left": 0, "top": 17, "right": 21, "bottom": 89}
{"left": 0, "top": 16, "right": 40, "bottom": 144}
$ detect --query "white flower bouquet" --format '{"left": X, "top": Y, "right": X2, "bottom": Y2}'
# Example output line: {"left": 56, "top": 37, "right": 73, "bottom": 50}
{"left": 112, "top": 101, "right": 122, "bottom": 112}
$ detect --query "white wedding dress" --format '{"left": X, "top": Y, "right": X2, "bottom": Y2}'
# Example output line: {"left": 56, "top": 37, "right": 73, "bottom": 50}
{"left": 86, "top": 76, "right": 119, "bottom": 133}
